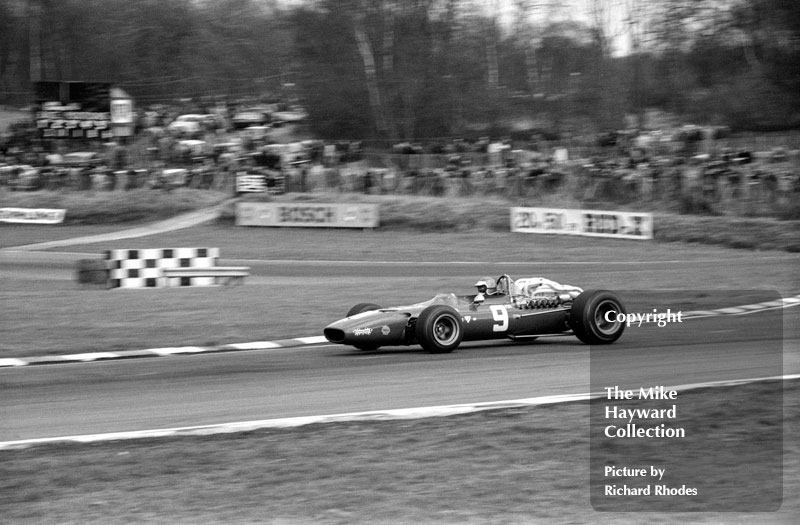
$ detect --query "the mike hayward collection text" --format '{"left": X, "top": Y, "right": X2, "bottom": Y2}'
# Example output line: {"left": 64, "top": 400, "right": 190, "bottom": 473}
{"left": 603, "top": 386, "right": 686, "bottom": 438}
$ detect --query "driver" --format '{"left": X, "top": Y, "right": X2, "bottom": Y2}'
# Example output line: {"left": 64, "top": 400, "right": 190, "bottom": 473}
{"left": 473, "top": 277, "right": 497, "bottom": 301}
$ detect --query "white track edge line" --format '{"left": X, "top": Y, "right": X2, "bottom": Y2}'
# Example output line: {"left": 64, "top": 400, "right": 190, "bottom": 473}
{"left": 3, "top": 294, "right": 799, "bottom": 367}
{"left": 223, "top": 342, "right": 282, "bottom": 350}
{"left": 1, "top": 374, "right": 797, "bottom": 451}
{"left": 149, "top": 347, "right": 210, "bottom": 356}
{"left": 294, "top": 336, "right": 328, "bottom": 344}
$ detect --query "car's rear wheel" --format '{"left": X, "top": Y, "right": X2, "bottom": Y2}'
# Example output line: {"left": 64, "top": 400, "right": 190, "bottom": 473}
{"left": 416, "top": 305, "right": 463, "bottom": 353}
{"left": 569, "top": 290, "right": 626, "bottom": 345}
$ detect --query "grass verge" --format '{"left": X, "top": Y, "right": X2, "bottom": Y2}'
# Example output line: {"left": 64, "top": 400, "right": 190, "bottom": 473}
{"left": 1, "top": 189, "right": 799, "bottom": 251}
{"left": 2, "top": 245, "right": 797, "bottom": 357}
{"left": 1, "top": 380, "right": 796, "bottom": 524}
{"left": 0, "top": 188, "right": 231, "bottom": 224}
{"left": 226, "top": 192, "right": 800, "bottom": 251}
{"left": 1, "top": 190, "right": 798, "bottom": 358}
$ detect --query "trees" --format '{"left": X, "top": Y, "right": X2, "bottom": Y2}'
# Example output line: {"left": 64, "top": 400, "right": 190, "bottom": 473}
{"left": 0, "top": 0, "right": 798, "bottom": 138}
{"left": 647, "top": 0, "right": 800, "bottom": 130}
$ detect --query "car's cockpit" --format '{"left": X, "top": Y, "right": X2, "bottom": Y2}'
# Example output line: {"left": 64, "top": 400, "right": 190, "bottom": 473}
{"left": 474, "top": 274, "right": 584, "bottom": 307}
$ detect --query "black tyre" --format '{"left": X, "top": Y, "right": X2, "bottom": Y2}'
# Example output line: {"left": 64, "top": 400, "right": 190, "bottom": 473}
{"left": 415, "top": 305, "right": 464, "bottom": 353}
{"left": 569, "top": 290, "right": 626, "bottom": 345}
{"left": 346, "top": 303, "right": 382, "bottom": 317}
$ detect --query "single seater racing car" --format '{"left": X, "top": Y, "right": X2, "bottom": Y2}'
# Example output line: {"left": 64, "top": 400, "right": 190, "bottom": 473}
{"left": 322, "top": 275, "right": 626, "bottom": 353}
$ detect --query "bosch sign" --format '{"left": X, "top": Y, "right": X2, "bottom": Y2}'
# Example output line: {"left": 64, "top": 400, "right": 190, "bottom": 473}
{"left": 279, "top": 206, "right": 336, "bottom": 223}
{"left": 236, "top": 202, "right": 379, "bottom": 229}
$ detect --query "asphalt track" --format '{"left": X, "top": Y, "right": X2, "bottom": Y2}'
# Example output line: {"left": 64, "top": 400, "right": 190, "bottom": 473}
{"left": 1, "top": 212, "right": 798, "bottom": 445}
{"left": 1, "top": 304, "right": 797, "bottom": 442}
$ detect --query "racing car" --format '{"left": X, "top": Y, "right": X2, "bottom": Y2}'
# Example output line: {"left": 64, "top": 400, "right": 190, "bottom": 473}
{"left": 323, "top": 275, "right": 626, "bottom": 353}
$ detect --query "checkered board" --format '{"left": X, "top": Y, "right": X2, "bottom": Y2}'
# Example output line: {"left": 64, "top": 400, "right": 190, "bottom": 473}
{"left": 106, "top": 247, "right": 220, "bottom": 288}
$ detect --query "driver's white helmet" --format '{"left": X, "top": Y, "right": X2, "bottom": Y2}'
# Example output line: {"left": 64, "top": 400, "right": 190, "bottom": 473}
{"left": 474, "top": 276, "right": 497, "bottom": 294}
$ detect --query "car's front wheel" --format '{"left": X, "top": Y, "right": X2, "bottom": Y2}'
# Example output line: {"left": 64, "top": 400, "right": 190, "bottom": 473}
{"left": 415, "top": 305, "right": 464, "bottom": 353}
{"left": 346, "top": 303, "right": 382, "bottom": 317}
{"left": 569, "top": 290, "right": 626, "bottom": 345}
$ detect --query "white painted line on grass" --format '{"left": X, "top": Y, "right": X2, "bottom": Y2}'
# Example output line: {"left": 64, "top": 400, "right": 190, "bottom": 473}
{"left": 2, "top": 294, "right": 798, "bottom": 368}
{"left": 150, "top": 347, "right": 209, "bottom": 356}
{"left": 717, "top": 307, "right": 745, "bottom": 314}
{"left": 682, "top": 293, "right": 800, "bottom": 319}
{"left": 0, "top": 358, "right": 27, "bottom": 367}
{"left": 1, "top": 374, "right": 797, "bottom": 451}
{"left": 230, "top": 257, "right": 800, "bottom": 266}
{"left": 730, "top": 303, "right": 800, "bottom": 315}
{"left": 223, "top": 342, "right": 282, "bottom": 350}
{"left": 61, "top": 352, "right": 120, "bottom": 362}
{"left": 764, "top": 300, "right": 787, "bottom": 307}
{"left": 294, "top": 336, "right": 328, "bottom": 344}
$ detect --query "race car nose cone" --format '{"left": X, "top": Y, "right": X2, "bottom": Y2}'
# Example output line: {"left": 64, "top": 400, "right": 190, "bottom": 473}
{"left": 323, "top": 327, "right": 346, "bottom": 343}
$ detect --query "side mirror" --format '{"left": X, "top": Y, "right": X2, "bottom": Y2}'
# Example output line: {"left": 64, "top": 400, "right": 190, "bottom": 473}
{"left": 473, "top": 293, "right": 485, "bottom": 304}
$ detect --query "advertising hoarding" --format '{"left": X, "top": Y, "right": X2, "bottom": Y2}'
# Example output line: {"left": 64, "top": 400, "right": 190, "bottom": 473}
{"left": 34, "top": 81, "right": 113, "bottom": 140}
{"left": 236, "top": 202, "right": 379, "bottom": 229}
{"left": 510, "top": 207, "right": 654, "bottom": 240}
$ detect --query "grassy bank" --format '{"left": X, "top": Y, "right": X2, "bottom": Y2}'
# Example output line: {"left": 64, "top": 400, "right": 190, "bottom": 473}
{"left": 232, "top": 192, "right": 800, "bottom": 251}
{"left": 5, "top": 268, "right": 796, "bottom": 357}
{"left": 1, "top": 189, "right": 798, "bottom": 251}
{"left": 2, "top": 186, "right": 797, "bottom": 524}
{"left": 0, "top": 189, "right": 230, "bottom": 224}
{"left": 2, "top": 380, "right": 796, "bottom": 524}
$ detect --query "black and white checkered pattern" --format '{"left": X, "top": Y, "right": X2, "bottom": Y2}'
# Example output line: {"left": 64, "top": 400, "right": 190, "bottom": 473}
{"left": 105, "top": 247, "right": 220, "bottom": 288}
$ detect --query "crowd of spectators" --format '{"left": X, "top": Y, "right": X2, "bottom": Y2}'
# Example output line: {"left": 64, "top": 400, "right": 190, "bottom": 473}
{"left": 1, "top": 104, "right": 798, "bottom": 216}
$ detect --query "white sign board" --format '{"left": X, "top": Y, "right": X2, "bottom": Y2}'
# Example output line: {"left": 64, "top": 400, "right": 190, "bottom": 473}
{"left": 236, "top": 202, "right": 379, "bottom": 228}
{"left": 235, "top": 173, "right": 267, "bottom": 193}
{"left": 510, "top": 207, "right": 653, "bottom": 240}
{"left": 0, "top": 207, "right": 66, "bottom": 224}
{"left": 110, "top": 99, "right": 134, "bottom": 124}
